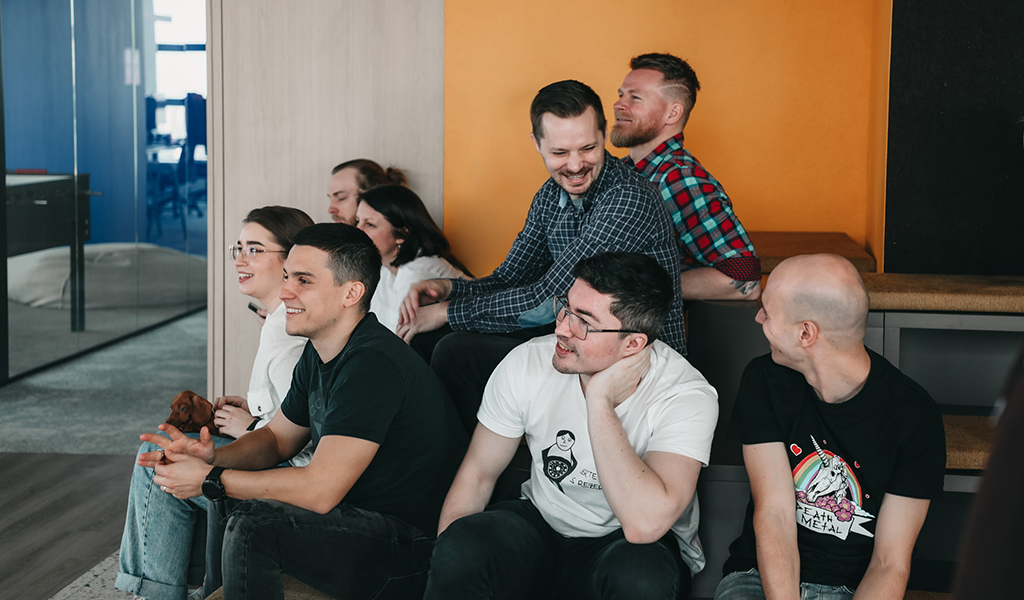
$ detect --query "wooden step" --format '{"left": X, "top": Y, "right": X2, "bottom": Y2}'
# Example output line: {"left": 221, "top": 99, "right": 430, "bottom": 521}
{"left": 943, "top": 414, "right": 996, "bottom": 470}
{"left": 862, "top": 273, "right": 1024, "bottom": 314}
{"left": 748, "top": 231, "right": 876, "bottom": 274}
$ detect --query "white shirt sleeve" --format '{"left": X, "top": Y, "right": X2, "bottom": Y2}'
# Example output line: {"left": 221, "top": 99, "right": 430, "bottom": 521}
{"left": 393, "top": 256, "right": 465, "bottom": 305}
{"left": 645, "top": 386, "right": 718, "bottom": 466}
{"left": 247, "top": 303, "right": 306, "bottom": 423}
{"left": 476, "top": 344, "right": 528, "bottom": 438}
{"left": 643, "top": 349, "right": 719, "bottom": 466}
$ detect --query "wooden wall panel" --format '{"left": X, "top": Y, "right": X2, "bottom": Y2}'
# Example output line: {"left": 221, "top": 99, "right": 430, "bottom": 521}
{"left": 207, "top": 0, "right": 444, "bottom": 398}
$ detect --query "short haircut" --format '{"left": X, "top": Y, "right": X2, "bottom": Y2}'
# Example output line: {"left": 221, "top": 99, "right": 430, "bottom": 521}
{"left": 357, "top": 184, "right": 472, "bottom": 276}
{"left": 291, "top": 223, "right": 381, "bottom": 312}
{"left": 330, "top": 158, "right": 408, "bottom": 191}
{"left": 572, "top": 252, "right": 673, "bottom": 345}
{"left": 242, "top": 206, "right": 315, "bottom": 252}
{"left": 530, "top": 80, "right": 607, "bottom": 140}
{"left": 629, "top": 53, "right": 701, "bottom": 117}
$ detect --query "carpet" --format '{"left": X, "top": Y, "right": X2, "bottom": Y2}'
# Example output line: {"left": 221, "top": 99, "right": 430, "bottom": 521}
{"left": 0, "top": 310, "right": 207, "bottom": 454}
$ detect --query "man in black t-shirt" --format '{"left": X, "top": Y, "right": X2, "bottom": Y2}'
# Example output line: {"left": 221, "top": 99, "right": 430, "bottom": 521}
{"left": 140, "top": 224, "right": 467, "bottom": 600}
{"left": 715, "top": 254, "right": 945, "bottom": 600}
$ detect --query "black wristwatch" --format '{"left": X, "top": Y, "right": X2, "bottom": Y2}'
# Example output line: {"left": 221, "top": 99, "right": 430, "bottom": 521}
{"left": 202, "top": 466, "right": 227, "bottom": 501}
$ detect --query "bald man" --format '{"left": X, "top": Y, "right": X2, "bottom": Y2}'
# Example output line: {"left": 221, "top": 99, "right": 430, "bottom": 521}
{"left": 715, "top": 254, "right": 946, "bottom": 600}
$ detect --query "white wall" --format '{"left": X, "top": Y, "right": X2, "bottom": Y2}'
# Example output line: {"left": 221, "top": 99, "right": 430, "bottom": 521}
{"left": 207, "top": 0, "right": 445, "bottom": 398}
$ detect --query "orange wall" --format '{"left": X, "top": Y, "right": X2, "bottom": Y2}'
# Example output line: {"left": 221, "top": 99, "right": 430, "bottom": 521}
{"left": 865, "top": 0, "right": 892, "bottom": 271}
{"left": 445, "top": 0, "right": 891, "bottom": 276}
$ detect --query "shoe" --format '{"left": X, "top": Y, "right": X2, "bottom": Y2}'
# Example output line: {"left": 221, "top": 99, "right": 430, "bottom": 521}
{"left": 187, "top": 586, "right": 205, "bottom": 600}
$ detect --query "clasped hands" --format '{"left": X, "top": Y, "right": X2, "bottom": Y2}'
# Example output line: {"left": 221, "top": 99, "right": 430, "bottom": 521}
{"left": 212, "top": 395, "right": 254, "bottom": 439}
{"left": 139, "top": 423, "right": 216, "bottom": 499}
{"left": 396, "top": 278, "right": 452, "bottom": 343}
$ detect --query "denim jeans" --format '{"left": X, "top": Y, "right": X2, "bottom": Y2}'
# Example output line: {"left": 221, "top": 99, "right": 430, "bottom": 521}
{"left": 713, "top": 568, "right": 856, "bottom": 600}
{"left": 115, "top": 434, "right": 232, "bottom": 600}
{"left": 424, "top": 499, "right": 692, "bottom": 600}
{"left": 205, "top": 498, "right": 434, "bottom": 600}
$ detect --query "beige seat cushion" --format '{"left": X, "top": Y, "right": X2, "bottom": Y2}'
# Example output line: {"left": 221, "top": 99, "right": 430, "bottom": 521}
{"left": 7, "top": 242, "right": 206, "bottom": 309}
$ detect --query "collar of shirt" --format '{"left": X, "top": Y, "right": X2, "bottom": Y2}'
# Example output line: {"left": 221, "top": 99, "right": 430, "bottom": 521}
{"left": 557, "top": 188, "right": 585, "bottom": 213}
{"left": 629, "top": 132, "right": 686, "bottom": 174}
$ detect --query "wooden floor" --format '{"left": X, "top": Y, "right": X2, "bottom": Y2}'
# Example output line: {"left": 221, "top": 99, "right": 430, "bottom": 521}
{"left": 0, "top": 453, "right": 135, "bottom": 600}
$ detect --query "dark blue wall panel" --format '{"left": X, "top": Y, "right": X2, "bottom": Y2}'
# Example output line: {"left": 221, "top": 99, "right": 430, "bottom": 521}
{"left": 1, "top": 0, "right": 75, "bottom": 173}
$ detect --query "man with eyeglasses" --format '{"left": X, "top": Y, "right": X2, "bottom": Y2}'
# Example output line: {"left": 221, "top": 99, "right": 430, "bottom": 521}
{"left": 424, "top": 252, "right": 718, "bottom": 600}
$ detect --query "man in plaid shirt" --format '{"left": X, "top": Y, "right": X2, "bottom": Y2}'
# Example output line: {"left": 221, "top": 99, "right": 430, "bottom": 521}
{"left": 612, "top": 53, "right": 762, "bottom": 301}
{"left": 398, "top": 80, "right": 688, "bottom": 430}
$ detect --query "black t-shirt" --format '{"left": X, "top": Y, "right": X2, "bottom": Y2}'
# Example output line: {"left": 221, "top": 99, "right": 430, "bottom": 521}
{"left": 723, "top": 350, "right": 946, "bottom": 588}
{"left": 281, "top": 313, "right": 468, "bottom": 534}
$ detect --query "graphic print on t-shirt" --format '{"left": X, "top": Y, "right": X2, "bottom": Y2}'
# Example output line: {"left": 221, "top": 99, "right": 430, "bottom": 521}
{"left": 542, "top": 430, "right": 578, "bottom": 493}
{"left": 308, "top": 388, "right": 326, "bottom": 444}
{"left": 791, "top": 435, "right": 875, "bottom": 540}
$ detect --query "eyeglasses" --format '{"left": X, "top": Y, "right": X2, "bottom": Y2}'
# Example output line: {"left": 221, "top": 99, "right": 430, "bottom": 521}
{"left": 228, "top": 244, "right": 288, "bottom": 261}
{"left": 553, "top": 295, "right": 641, "bottom": 341}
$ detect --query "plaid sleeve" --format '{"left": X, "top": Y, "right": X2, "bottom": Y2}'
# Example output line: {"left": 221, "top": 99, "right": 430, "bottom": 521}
{"left": 449, "top": 190, "right": 554, "bottom": 301}
{"left": 658, "top": 164, "right": 761, "bottom": 282}
{"left": 448, "top": 181, "right": 671, "bottom": 333}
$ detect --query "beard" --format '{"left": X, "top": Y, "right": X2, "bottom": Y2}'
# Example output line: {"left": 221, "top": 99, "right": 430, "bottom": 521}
{"left": 610, "top": 118, "right": 660, "bottom": 149}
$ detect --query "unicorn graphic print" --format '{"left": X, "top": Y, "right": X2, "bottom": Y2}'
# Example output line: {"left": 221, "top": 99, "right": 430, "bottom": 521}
{"left": 791, "top": 435, "right": 875, "bottom": 540}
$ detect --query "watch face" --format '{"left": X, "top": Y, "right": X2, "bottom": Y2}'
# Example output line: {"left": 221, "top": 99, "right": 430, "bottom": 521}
{"left": 202, "top": 479, "right": 224, "bottom": 500}
{"left": 203, "top": 469, "right": 226, "bottom": 500}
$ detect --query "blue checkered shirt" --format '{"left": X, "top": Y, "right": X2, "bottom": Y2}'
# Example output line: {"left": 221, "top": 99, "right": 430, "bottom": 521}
{"left": 447, "top": 151, "right": 687, "bottom": 355}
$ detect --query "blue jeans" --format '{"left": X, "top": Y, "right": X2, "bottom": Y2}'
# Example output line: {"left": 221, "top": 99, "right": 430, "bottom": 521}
{"left": 115, "top": 435, "right": 232, "bottom": 600}
{"left": 424, "top": 499, "right": 691, "bottom": 600}
{"left": 205, "top": 498, "right": 434, "bottom": 600}
{"left": 714, "top": 569, "right": 856, "bottom": 600}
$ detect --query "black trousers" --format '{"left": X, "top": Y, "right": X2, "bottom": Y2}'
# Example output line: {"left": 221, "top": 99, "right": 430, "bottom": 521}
{"left": 425, "top": 499, "right": 691, "bottom": 600}
{"left": 429, "top": 325, "right": 554, "bottom": 434}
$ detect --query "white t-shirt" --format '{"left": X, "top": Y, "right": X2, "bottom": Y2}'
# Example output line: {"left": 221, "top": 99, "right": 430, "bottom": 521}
{"left": 371, "top": 255, "right": 465, "bottom": 332}
{"left": 245, "top": 301, "right": 312, "bottom": 466}
{"left": 478, "top": 334, "right": 719, "bottom": 574}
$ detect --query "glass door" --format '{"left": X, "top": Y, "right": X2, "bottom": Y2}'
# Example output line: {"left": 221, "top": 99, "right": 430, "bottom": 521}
{"left": 1, "top": 0, "right": 207, "bottom": 380}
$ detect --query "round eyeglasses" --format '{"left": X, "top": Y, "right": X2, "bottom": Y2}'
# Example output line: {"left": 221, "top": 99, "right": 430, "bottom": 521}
{"left": 228, "top": 244, "right": 288, "bottom": 261}
{"left": 553, "top": 295, "right": 641, "bottom": 341}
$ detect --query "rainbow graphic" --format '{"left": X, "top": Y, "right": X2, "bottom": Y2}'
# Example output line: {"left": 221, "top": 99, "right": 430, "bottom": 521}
{"left": 792, "top": 449, "right": 863, "bottom": 506}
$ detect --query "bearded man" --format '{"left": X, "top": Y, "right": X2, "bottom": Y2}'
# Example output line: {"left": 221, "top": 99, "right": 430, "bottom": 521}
{"left": 613, "top": 52, "right": 762, "bottom": 301}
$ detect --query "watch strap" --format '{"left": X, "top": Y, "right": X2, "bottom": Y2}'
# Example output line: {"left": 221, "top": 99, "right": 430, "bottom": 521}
{"left": 203, "top": 466, "right": 227, "bottom": 501}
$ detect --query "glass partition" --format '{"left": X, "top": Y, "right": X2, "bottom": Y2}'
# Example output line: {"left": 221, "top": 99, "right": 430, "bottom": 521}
{"left": 1, "top": 0, "right": 207, "bottom": 380}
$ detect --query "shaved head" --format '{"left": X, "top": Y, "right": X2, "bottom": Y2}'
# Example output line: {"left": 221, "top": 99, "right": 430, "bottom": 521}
{"left": 768, "top": 254, "right": 869, "bottom": 349}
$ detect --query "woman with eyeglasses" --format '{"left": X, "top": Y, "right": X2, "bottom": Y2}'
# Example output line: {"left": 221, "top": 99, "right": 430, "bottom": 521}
{"left": 217, "top": 206, "right": 316, "bottom": 439}
{"left": 355, "top": 184, "right": 471, "bottom": 332}
{"left": 116, "top": 206, "right": 314, "bottom": 600}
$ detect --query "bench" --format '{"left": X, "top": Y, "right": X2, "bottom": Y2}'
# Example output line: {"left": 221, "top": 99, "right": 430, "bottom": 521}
{"left": 747, "top": 231, "right": 876, "bottom": 274}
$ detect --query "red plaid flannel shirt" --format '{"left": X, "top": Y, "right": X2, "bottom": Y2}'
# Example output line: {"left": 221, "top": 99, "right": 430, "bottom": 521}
{"left": 625, "top": 134, "right": 760, "bottom": 282}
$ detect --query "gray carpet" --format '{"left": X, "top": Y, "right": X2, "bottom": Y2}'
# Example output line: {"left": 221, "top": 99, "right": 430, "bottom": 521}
{"left": 0, "top": 310, "right": 207, "bottom": 454}
{"left": 8, "top": 301, "right": 205, "bottom": 378}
